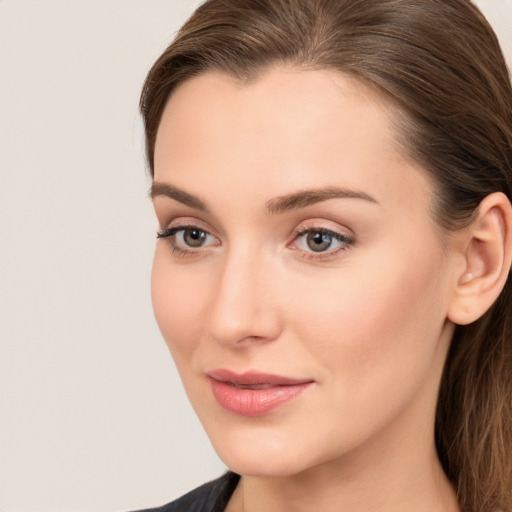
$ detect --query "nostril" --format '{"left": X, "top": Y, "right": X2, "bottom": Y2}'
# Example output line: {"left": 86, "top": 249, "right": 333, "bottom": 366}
{"left": 206, "top": 299, "right": 282, "bottom": 348}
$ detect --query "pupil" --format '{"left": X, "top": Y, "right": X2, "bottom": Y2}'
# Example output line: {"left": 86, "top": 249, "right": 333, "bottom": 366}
{"left": 185, "top": 229, "right": 206, "bottom": 247}
{"left": 307, "top": 231, "right": 332, "bottom": 252}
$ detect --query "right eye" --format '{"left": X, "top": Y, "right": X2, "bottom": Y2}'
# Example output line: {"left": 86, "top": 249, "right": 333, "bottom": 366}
{"left": 157, "top": 225, "right": 218, "bottom": 254}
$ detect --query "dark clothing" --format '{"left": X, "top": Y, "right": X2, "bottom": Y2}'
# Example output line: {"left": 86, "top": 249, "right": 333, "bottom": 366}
{"left": 134, "top": 472, "right": 240, "bottom": 512}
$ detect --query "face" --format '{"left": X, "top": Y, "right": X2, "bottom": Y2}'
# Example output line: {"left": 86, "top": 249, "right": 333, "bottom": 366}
{"left": 151, "top": 68, "right": 458, "bottom": 477}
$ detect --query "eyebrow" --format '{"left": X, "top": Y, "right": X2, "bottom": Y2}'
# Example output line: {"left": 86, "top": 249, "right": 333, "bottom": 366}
{"left": 150, "top": 182, "right": 208, "bottom": 212}
{"left": 150, "top": 182, "right": 377, "bottom": 214}
{"left": 266, "top": 186, "right": 378, "bottom": 214}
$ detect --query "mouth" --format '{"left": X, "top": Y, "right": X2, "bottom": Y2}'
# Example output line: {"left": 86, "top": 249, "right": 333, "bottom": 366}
{"left": 207, "top": 369, "right": 314, "bottom": 416}
{"left": 229, "top": 383, "right": 276, "bottom": 390}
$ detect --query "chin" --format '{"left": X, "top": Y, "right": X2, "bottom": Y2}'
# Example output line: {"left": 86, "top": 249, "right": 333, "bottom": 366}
{"left": 220, "top": 452, "right": 309, "bottom": 478}
{"left": 205, "top": 421, "right": 322, "bottom": 478}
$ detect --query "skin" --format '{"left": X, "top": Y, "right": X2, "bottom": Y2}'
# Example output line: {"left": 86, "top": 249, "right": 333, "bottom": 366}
{"left": 151, "top": 68, "right": 461, "bottom": 511}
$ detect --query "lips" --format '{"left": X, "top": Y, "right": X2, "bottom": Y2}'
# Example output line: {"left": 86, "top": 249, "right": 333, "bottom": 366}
{"left": 207, "top": 369, "right": 314, "bottom": 416}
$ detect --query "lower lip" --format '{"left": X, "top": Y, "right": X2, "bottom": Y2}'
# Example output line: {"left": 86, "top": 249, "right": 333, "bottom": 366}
{"left": 209, "top": 379, "right": 313, "bottom": 417}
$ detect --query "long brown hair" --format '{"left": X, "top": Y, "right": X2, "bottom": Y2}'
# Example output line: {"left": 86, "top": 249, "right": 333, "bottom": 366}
{"left": 140, "top": 1, "right": 512, "bottom": 510}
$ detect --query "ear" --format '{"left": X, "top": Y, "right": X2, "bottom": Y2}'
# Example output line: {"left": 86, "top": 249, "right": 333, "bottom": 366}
{"left": 447, "top": 192, "right": 512, "bottom": 325}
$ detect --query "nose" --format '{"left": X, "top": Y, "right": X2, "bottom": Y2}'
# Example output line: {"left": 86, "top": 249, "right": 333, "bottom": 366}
{"left": 205, "top": 248, "right": 282, "bottom": 348}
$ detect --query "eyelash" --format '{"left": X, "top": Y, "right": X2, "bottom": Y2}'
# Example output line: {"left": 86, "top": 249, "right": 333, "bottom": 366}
{"left": 291, "top": 227, "right": 355, "bottom": 260}
{"left": 156, "top": 225, "right": 216, "bottom": 258}
{"left": 156, "top": 224, "right": 355, "bottom": 260}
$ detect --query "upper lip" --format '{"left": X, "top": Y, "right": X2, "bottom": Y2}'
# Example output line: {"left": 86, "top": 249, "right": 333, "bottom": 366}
{"left": 207, "top": 369, "right": 314, "bottom": 386}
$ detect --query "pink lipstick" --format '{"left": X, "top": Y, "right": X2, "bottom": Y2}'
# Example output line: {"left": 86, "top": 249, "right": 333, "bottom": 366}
{"left": 208, "top": 369, "right": 314, "bottom": 416}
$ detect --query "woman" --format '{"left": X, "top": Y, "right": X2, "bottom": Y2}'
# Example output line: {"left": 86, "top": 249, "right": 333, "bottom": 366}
{"left": 136, "top": 0, "right": 512, "bottom": 511}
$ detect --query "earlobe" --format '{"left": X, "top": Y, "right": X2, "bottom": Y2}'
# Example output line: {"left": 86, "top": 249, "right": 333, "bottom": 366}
{"left": 447, "top": 192, "right": 512, "bottom": 326}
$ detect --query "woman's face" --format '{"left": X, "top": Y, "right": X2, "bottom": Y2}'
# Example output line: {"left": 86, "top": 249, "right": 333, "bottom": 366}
{"left": 151, "top": 68, "right": 459, "bottom": 477}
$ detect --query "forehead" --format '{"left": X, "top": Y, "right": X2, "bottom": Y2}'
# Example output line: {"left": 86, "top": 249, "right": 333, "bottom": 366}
{"left": 153, "top": 67, "right": 431, "bottom": 217}
{"left": 155, "top": 68, "right": 400, "bottom": 162}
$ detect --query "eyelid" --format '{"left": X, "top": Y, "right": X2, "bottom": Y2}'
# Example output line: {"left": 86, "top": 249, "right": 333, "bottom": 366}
{"left": 293, "top": 219, "right": 354, "bottom": 239}
{"left": 156, "top": 224, "right": 218, "bottom": 242}
{"left": 158, "top": 216, "right": 214, "bottom": 231}
{"left": 156, "top": 215, "right": 218, "bottom": 239}
{"left": 156, "top": 225, "right": 210, "bottom": 239}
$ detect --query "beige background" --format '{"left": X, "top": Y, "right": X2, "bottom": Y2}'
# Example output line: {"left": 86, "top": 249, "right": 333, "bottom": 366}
{"left": 0, "top": 1, "right": 511, "bottom": 511}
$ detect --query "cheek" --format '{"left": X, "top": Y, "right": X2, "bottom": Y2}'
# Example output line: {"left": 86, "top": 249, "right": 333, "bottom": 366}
{"left": 151, "top": 248, "right": 208, "bottom": 364}
{"left": 286, "top": 241, "right": 449, "bottom": 392}
{"left": 272, "top": 244, "right": 451, "bottom": 459}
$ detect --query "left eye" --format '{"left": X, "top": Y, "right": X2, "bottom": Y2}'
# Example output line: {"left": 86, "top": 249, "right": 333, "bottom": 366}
{"left": 294, "top": 228, "right": 353, "bottom": 254}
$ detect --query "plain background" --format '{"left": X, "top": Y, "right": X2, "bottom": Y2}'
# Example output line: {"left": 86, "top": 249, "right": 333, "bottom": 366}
{"left": 0, "top": 1, "right": 511, "bottom": 511}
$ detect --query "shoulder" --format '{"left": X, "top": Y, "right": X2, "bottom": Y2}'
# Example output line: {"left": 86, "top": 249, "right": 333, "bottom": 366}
{"left": 132, "top": 471, "right": 240, "bottom": 512}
